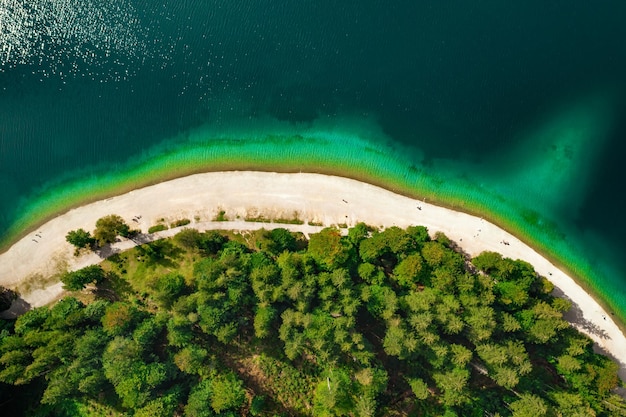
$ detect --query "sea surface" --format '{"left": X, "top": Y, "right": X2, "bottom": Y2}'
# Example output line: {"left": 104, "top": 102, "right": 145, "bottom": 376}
{"left": 1, "top": 1, "right": 625, "bottom": 322}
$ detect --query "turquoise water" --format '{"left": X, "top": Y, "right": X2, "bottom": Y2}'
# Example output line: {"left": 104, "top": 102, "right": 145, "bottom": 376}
{"left": 1, "top": 1, "right": 625, "bottom": 325}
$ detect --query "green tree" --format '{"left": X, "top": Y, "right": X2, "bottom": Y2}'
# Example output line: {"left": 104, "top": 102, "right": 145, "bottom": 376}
{"left": 167, "top": 315, "right": 194, "bottom": 348}
{"left": 40, "top": 328, "right": 110, "bottom": 404}
{"left": 65, "top": 228, "right": 96, "bottom": 250}
{"left": 313, "top": 368, "right": 354, "bottom": 416}
{"left": 101, "top": 302, "right": 142, "bottom": 336}
{"left": 250, "top": 262, "right": 281, "bottom": 304}
{"left": 267, "top": 228, "right": 297, "bottom": 255}
{"left": 359, "top": 233, "right": 389, "bottom": 264}
{"left": 393, "top": 253, "right": 425, "bottom": 288}
{"left": 509, "top": 393, "right": 549, "bottom": 417}
{"left": 254, "top": 304, "right": 277, "bottom": 339}
{"left": 185, "top": 380, "right": 214, "bottom": 417}
{"left": 433, "top": 367, "right": 470, "bottom": 407}
{"left": 102, "top": 336, "right": 171, "bottom": 409}
{"left": 174, "top": 228, "right": 203, "bottom": 249}
{"left": 383, "top": 319, "right": 417, "bottom": 359}
{"left": 198, "top": 230, "right": 228, "bottom": 254}
{"left": 210, "top": 372, "right": 246, "bottom": 413}
{"left": 421, "top": 241, "right": 447, "bottom": 268}
{"left": 133, "top": 316, "right": 165, "bottom": 350}
{"left": 496, "top": 281, "right": 529, "bottom": 308}
{"left": 347, "top": 222, "right": 371, "bottom": 246}
{"left": 472, "top": 251, "right": 503, "bottom": 274}
{"left": 174, "top": 345, "right": 209, "bottom": 376}
{"left": 94, "top": 214, "right": 130, "bottom": 246}
{"left": 354, "top": 394, "right": 377, "bottom": 417}
{"left": 357, "top": 263, "right": 386, "bottom": 285}
{"left": 148, "top": 273, "right": 186, "bottom": 308}
{"left": 408, "top": 378, "right": 429, "bottom": 400}
{"left": 359, "top": 227, "right": 415, "bottom": 266}
{"left": 380, "top": 226, "right": 416, "bottom": 255}
{"left": 364, "top": 285, "right": 397, "bottom": 320}
{"left": 71, "top": 329, "right": 110, "bottom": 396}
{"left": 450, "top": 344, "right": 473, "bottom": 367}
{"left": 551, "top": 392, "right": 596, "bottom": 417}
{"left": 465, "top": 306, "right": 496, "bottom": 343}
{"left": 407, "top": 225, "right": 430, "bottom": 244}
{"left": 309, "top": 228, "right": 352, "bottom": 270}
{"left": 61, "top": 265, "right": 106, "bottom": 291}
{"left": 134, "top": 388, "right": 181, "bottom": 417}
{"left": 524, "top": 301, "right": 569, "bottom": 344}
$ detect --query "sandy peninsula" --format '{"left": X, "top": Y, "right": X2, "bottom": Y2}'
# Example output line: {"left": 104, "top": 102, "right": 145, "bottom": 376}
{"left": 0, "top": 171, "right": 624, "bottom": 382}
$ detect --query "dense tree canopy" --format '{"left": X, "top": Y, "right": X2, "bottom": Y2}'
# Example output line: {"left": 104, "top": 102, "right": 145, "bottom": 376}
{"left": 0, "top": 224, "right": 624, "bottom": 416}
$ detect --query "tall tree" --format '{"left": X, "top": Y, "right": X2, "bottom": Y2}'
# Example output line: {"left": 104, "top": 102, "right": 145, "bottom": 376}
{"left": 309, "top": 228, "right": 352, "bottom": 270}
{"left": 61, "top": 265, "right": 105, "bottom": 291}
{"left": 509, "top": 393, "right": 549, "bottom": 417}
{"left": 94, "top": 214, "right": 130, "bottom": 246}
{"left": 65, "top": 228, "right": 96, "bottom": 251}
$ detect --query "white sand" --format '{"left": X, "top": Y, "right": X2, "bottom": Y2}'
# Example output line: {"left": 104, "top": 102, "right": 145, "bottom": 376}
{"left": 0, "top": 171, "right": 624, "bottom": 381}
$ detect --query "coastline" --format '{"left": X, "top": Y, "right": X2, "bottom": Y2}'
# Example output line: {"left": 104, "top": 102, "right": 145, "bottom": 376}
{"left": 2, "top": 133, "right": 623, "bottom": 334}
{"left": 0, "top": 171, "right": 625, "bottom": 382}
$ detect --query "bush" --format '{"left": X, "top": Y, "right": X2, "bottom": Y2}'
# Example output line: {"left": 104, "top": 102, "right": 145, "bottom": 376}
{"left": 174, "top": 228, "right": 203, "bottom": 249}
{"left": 65, "top": 228, "right": 96, "bottom": 250}
{"left": 215, "top": 210, "right": 227, "bottom": 221}
{"left": 170, "top": 218, "right": 191, "bottom": 228}
{"left": 148, "top": 224, "right": 168, "bottom": 234}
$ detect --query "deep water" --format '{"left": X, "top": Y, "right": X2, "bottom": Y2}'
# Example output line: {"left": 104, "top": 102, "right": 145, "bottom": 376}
{"left": 1, "top": 1, "right": 625, "bottom": 323}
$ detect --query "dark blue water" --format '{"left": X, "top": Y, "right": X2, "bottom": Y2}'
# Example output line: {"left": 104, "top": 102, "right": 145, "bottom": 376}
{"left": 1, "top": 1, "right": 625, "bottom": 314}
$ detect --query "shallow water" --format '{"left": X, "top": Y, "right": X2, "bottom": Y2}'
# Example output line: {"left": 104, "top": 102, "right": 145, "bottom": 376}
{"left": 1, "top": 1, "right": 625, "bottom": 321}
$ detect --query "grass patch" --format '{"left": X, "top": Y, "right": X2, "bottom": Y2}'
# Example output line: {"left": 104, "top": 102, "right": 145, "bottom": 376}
{"left": 308, "top": 221, "right": 323, "bottom": 226}
{"left": 274, "top": 217, "right": 305, "bottom": 225}
{"left": 101, "top": 240, "right": 198, "bottom": 296}
{"left": 244, "top": 216, "right": 271, "bottom": 223}
{"left": 17, "top": 254, "right": 69, "bottom": 295}
{"left": 214, "top": 210, "right": 228, "bottom": 222}
{"left": 254, "top": 354, "right": 316, "bottom": 414}
{"left": 245, "top": 211, "right": 304, "bottom": 225}
{"left": 170, "top": 218, "right": 191, "bottom": 228}
{"left": 148, "top": 224, "right": 169, "bottom": 234}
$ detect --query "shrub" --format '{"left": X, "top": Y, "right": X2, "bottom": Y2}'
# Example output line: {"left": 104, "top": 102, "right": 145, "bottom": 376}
{"left": 148, "top": 224, "right": 168, "bottom": 234}
{"left": 171, "top": 218, "right": 191, "bottom": 228}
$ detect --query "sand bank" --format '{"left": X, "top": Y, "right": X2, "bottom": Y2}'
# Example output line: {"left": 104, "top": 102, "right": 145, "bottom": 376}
{"left": 0, "top": 171, "right": 624, "bottom": 380}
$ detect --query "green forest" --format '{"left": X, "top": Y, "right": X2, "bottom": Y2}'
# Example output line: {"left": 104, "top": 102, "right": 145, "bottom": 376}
{"left": 0, "top": 222, "right": 624, "bottom": 416}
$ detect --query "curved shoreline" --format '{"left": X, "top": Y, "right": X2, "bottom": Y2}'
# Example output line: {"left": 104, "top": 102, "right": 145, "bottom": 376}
{"left": 2, "top": 132, "right": 623, "bottom": 333}
{"left": 0, "top": 171, "right": 625, "bottom": 382}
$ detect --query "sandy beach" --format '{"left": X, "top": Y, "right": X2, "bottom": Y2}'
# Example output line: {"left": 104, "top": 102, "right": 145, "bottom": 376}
{"left": 0, "top": 171, "right": 624, "bottom": 381}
